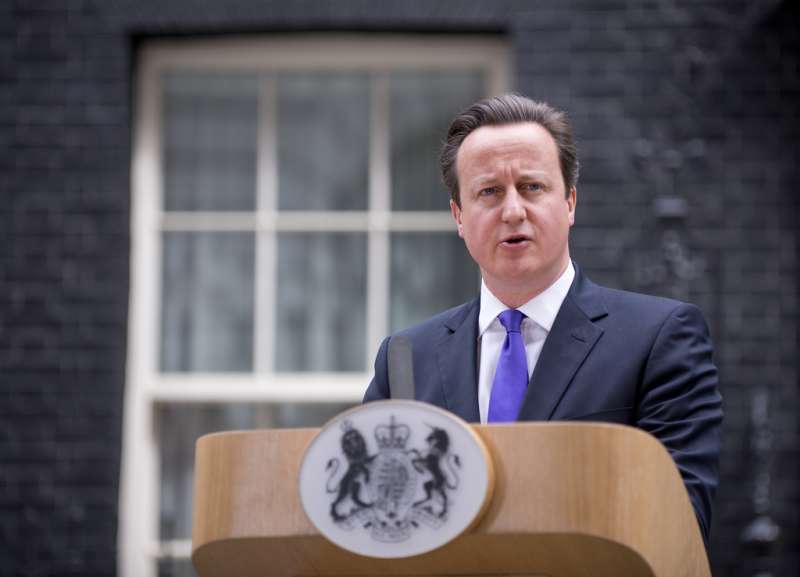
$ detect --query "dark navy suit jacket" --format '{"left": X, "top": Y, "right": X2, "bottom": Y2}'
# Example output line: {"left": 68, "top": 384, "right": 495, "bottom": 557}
{"left": 364, "top": 265, "right": 723, "bottom": 543}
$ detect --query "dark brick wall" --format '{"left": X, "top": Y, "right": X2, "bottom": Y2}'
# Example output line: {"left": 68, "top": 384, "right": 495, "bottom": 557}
{"left": 2, "top": 2, "right": 131, "bottom": 576}
{"left": 2, "top": 1, "right": 797, "bottom": 576}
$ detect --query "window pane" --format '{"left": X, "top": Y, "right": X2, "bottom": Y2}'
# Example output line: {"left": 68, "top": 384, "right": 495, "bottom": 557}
{"left": 390, "top": 71, "right": 484, "bottom": 211}
{"left": 158, "top": 402, "right": 354, "bottom": 541}
{"left": 158, "top": 559, "right": 197, "bottom": 577}
{"left": 277, "top": 73, "right": 369, "bottom": 210}
{"left": 160, "top": 232, "right": 254, "bottom": 372}
{"left": 275, "top": 233, "right": 367, "bottom": 371}
{"left": 390, "top": 232, "right": 479, "bottom": 332}
{"left": 162, "top": 73, "right": 259, "bottom": 211}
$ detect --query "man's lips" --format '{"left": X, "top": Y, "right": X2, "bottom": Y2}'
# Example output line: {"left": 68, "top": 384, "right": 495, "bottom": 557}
{"left": 500, "top": 234, "right": 532, "bottom": 247}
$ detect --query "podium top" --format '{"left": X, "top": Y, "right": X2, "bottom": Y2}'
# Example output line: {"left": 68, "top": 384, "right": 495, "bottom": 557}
{"left": 192, "top": 422, "right": 710, "bottom": 577}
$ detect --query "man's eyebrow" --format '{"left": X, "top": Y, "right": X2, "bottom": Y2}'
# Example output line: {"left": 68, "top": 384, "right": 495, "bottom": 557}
{"left": 467, "top": 175, "right": 499, "bottom": 188}
{"left": 467, "top": 169, "right": 553, "bottom": 188}
{"left": 516, "top": 170, "right": 551, "bottom": 179}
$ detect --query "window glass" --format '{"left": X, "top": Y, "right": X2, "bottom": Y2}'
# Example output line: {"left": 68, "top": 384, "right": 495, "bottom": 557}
{"left": 158, "top": 402, "right": 355, "bottom": 541}
{"left": 390, "top": 232, "right": 479, "bottom": 332}
{"left": 162, "top": 73, "right": 258, "bottom": 211}
{"left": 275, "top": 232, "right": 367, "bottom": 371}
{"left": 390, "top": 71, "right": 484, "bottom": 211}
{"left": 277, "top": 73, "right": 369, "bottom": 211}
{"left": 158, "top": 559, "right": 197, "bottom": 577}
{"left": 160, "top": 232, "right": 255, "bottom": 372}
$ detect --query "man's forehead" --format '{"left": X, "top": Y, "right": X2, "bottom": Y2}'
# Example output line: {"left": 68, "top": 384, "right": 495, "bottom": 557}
{"left": 458, "top": 122, "right": 558, "bottom": 161}
{"left": 458, "top": 123, "right": 558, "bottom": 170}
{"left": 464, "top": 121, "right": 554, "bottom": 144}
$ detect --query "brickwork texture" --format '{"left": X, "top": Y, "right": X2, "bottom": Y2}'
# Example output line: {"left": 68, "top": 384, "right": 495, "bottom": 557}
{"left": 2, "top": 1, "right": 797, "bottom": 576}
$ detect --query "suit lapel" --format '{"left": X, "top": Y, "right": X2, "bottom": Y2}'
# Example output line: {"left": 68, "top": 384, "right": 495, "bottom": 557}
{"left": 517, "top": 268, "right": 607, "bottom": 421}
{"left": 435, "top": 298, "right": 481, "bottom": 423}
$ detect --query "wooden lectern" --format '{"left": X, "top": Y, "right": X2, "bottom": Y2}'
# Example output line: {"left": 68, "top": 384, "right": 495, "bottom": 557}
{"left": 192, "top": 422, "right": 711, "bottom": 577}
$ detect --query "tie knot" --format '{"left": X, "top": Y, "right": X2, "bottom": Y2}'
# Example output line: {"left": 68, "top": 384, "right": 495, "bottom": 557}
{"left": 498, "top": 309, "right": 524, "bottom": 333}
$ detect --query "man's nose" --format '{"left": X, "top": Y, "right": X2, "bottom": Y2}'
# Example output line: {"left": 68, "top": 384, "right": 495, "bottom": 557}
{"left": 501, "top": 187, "right": 526, "bottom": 223}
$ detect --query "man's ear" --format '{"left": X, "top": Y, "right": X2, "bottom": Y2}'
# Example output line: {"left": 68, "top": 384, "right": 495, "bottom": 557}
{"left": 450, "top": 199, "right": 464, "bottom": 238}
{"left": 567, "top": 186, "right": 577, "bottom": 226}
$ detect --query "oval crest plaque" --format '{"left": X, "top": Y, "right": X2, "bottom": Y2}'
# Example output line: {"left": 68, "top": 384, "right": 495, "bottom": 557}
{"left": 299, "top": 400, "right": 494, "bottom": 558}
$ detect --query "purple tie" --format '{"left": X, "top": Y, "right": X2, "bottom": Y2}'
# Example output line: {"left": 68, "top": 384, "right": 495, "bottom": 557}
{"left": 488, "top": 309, "right": 528, "bottom": 423}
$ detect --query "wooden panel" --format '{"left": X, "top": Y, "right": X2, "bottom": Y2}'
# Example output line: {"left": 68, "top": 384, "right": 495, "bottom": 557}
{"left": 192, "top": 423, "right": 710, "bottom": 577}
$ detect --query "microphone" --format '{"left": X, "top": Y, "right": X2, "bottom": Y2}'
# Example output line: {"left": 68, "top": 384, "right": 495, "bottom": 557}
{"left": 387, "top": 335, "right": 416, "bottom": 400}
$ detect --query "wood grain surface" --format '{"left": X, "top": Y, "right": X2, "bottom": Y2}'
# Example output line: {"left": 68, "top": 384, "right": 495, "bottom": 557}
{"left": 192, "top": 422, "right": 710, "bottom": 577}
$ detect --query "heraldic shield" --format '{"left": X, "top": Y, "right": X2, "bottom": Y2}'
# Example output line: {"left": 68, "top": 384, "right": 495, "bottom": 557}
{"left": 299, "top": 400, "right": 494, "bottom": 558}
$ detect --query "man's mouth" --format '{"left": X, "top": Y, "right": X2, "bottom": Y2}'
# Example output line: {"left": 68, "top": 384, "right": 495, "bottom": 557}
{"left": 501, "top": 234, "right": 531, "bottom": 246}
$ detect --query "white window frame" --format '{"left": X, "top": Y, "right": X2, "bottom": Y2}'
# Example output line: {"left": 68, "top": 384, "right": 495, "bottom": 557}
{"left": 120, "top": 34, "right": 510, "bottom": 577}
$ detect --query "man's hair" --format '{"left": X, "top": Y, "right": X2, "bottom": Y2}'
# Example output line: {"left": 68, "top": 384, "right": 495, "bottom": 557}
{"left": 440, "top": 94, "right": 579, "bottom": 207}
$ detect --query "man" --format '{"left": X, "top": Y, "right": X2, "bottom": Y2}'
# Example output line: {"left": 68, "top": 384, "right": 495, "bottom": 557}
{"left": 363, "top": 94, "right": 723, "bottom": 544}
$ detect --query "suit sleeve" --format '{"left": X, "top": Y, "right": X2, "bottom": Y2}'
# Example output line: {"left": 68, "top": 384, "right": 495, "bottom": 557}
{"left": 637, "top": 303, "right": 723, "bottom": 545}
{"left": 363, "top": 336, "right": 391, "bottom": 402}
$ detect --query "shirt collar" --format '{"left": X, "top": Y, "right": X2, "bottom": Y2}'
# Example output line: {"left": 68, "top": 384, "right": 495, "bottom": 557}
{"left": 478, "top": 261, "right": 575, "bottom": 335}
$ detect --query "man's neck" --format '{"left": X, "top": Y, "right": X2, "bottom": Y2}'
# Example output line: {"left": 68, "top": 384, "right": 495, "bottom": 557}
{"left": 483, "top": 258, "right": 571, "bottom": 309}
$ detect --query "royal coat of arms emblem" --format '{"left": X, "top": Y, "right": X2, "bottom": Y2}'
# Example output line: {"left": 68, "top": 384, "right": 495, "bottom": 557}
{"left": 325, "top": 416, "right": 461, "bottom": 541}
{"left": 299, "top": 400, "right": 493, "bottom": 558}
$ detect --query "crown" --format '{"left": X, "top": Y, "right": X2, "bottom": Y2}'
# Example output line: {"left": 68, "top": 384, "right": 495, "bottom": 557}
{"left": 374, "top": 415, "right": 410, "bottom": 450}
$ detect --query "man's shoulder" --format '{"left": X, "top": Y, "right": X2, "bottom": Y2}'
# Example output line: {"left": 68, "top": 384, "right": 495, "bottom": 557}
{"left": 579, "top": 274, "right": 705, "bottom": 326}
{"left": 593, "top": 283, "right": 684, "bottom": 312}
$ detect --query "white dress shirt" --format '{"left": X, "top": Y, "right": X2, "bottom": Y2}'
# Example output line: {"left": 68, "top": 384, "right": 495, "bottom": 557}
{"left": 477, "top": 262, "right": 575, "bottom": 423}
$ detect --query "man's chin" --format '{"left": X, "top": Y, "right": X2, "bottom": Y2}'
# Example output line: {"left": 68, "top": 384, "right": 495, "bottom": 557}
{"left": 485, "top": 260, "right": 564, "bottom": 292}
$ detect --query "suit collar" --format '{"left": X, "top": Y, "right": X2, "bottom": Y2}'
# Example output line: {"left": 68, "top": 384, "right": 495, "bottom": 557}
{"left": 567, "top": 263, "right": 608, "bottom": 322}
{"left": 517, "top": 265, "right": 608, "bottom": 420}
{"left": 434, "top": 265, "right": 608, "bottom": 423}
{"left": 478, "top": 261, "right": 575, "bottom": 334}
{"left": 438, "top": 298, "right": 481, "bottom": 422}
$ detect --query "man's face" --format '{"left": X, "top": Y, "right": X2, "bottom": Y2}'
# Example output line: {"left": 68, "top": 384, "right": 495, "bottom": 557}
{"left": 450, "top": 122, "right": 576, "bottom": 303}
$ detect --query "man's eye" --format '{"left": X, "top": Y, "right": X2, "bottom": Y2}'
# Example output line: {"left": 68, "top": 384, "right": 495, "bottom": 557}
{"left": 478, "top": 187, "right": 497, "bottom": 196}
{"left": 522, "top": 182, "right": 544, "bottom": 192}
